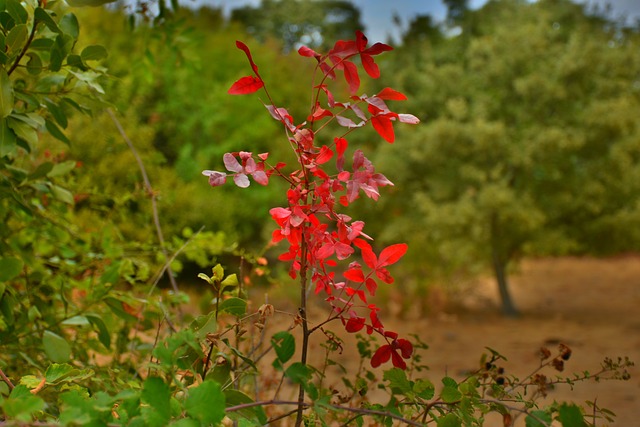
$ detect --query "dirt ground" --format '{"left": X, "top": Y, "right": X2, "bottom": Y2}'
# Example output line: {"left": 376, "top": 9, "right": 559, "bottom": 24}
{"left": 290, "top": 256, "right": 640, "bottom": 426}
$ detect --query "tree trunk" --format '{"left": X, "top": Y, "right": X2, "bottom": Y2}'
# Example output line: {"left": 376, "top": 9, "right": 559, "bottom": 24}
{"left": 490, "top": 213, "right": 519, "bottom": 317}
{"left": 492, "top": 254, "right": 519, "bottom": 317}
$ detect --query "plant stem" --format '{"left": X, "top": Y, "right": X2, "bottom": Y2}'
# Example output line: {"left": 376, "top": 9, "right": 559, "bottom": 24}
{"left": 294, "top": 232, "right": 310, "bottom": 427}
{"left": 0, "top": 367, "right": 15, "bottom": 391}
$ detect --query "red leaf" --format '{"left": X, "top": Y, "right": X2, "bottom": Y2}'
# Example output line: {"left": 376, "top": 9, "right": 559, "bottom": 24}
{"left": 342, "top": 60, "right": 360, "bottom": 94}
{"left": 355, "top": 30, "right": 368, "bottom": 51}
{"left": 298, "top": 45, "right": 319, "bottom": 58}
{"left": 371, "top": 115, "right": 395, "bottom": 143}
{"left": 236, "top": 41, "right": 260, "bottom": 75}
{"left": 391, "top": 350, "right": 407, "bottom": 370}
{"left": 361, "top": 54, "right": 380, "bottom": 79}
{"left": 376, "top": 87, "right": 407, "bottom": 101}
{"left": 316, "top": 145, "right": 334, "bottom": 165}
{"left": 365, "top": 278, "right": 377, "bottom": 296}
{"left": 363, "top": 42, "right": 393, "bottom": 55}
{"left": 228, "top": 76, "right": 264, "bottom": 95}
{"left": 345, "top": 316, "right": 366, "bottom": 333}
{"left": 378, "top": 243, "right": 408, "bottom": 267}
{"left": 371, "top": 345, "right": 392, "bottom": 368}
{"left": 344, "top": 268, "right": 364, "bottom": 283}
{"left": 396, "top": 339, "right": 413, "bottom": 358}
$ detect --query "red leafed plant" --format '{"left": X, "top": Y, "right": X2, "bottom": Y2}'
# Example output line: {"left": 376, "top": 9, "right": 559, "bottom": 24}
{"left": 204, "top": 31, "right": 419, "bottom": 421}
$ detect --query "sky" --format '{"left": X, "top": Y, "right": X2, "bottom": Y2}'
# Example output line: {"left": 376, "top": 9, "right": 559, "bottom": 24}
{"left": 196, "top": 0, "right": 640, "bottom": 43}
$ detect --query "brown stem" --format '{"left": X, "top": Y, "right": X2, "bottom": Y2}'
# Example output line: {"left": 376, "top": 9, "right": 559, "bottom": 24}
{"left": 294, "top": 234, "right": 310, "bottom": 427}
{"left": 0, "top": 367, "right": 15, "bottom": 391}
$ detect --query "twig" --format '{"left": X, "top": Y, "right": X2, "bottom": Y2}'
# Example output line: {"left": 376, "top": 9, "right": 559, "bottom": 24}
{"left": 106, "top": 108, "right": 180, "bottom": 296}
{"left": 0, "top": 367, "right": 15, "bottom": 391}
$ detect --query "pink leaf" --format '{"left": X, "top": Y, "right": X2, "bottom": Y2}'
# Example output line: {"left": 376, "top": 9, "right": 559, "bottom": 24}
{"left": 233, "top": 174, "right": 250, "bottom": 188}
{"left": 336, "top": 115, "right": 357, "bottom": 128}
{"left": 202, "top": 170, "right": 227, "bottom": 187}
{"left": 228, "top": 76, "right": 264, "bottom": 95}
{"left": 251, "top": 170, "right": 269, "bottom": 185}
{"left": 223, "top": 153, "right": 243, "bottom": 173}
{"left": 398, "top": 113, "right": 420, "bottom": 124}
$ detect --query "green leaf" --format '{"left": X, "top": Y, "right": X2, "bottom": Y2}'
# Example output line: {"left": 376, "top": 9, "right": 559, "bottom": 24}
{"left": 141, "top": 377, "right": 171, "bottom": 427}
{"left": 185, "top": 380, "right": 225, "bottom": 425}
{"left": 440, "top": 385, "right": 462, "bottom": 403}
{"left": 44, "top": 99, "right": 68, "bottom": 128}
{"left": 34, "top": 7, "right": 60, "bottom": 33}
{"left": 1, "top": 385, "right": 45, "bottom": 422}
{"left": 47, "top": 160, "right": 76, "bottom": 177}
{"left": 49, "top": 184, "right": 74, "bottom": 204}
{"left": 61, "top": 315, "right": 90, "bottom": 326}
{"left": 59, "top": 13, "right": 79, "bottom": 39}
{"left": 26, "top": 52, "right": 42, "bottom": 75}
{"left": 0, "top": 117, "right": 16, "bottom": 156}
{"left": 383, "top": 368, "right": 412, "bottom": 394}
{"left": 81, "top": 44, "right": 108, "bottom": 62}
{"left": 437, "top": 413, "right": 462, "bottom": 427}
{"left": 5, "top": 24, "right": 28, "bottom": 56}
{"left": 284, "top": 362, "right": 312, "bottom": 385}
{"left": 66, "top": 0, "right": 118, "bottom": 6}
{"left": 414, "top": 378, "right": 435, "bottom": 400}
{"left": 66, "top": 53, "right": 87, "bottom": 70}
{"left": 45, "top": 118, "right": 71, "bottom": 144}
{"left": 526, "top": 410, "right": 552, "bottom": 427}
{"left": 0, "top": 257, "right": 22, "bottom": 281}
{"left": 42, "top": 330, "right": 71, "bottom": 363}
{"left": 44, "top": 363, "right": 75, "bottom": 383}
{"left": 271, "top": 331, "right": 295, "bottom": 365}
{"left": 218, "top": 297, "right": 246, "bottom": 316}
{"left": 0, "top": 68, "right": 14, "bottom": 118}
{"left": 224, "top": 389, "right": 267, "bottom": 425}
{"left": 220, "top": 273, "right": 238, "bottom": 290}
{"left": 7, "top": 117, "right": 37, "bottom": 149}
{"left": 558, "top": 403, "right": 587, "bottom": 427}
{"left": 5, "top": 0, "right": 28, "bottom": 25}
{"left": 86, "top": 313, "right": 111, "bottom": 349}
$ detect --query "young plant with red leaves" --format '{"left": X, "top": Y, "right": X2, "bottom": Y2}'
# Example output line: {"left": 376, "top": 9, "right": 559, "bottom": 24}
{"left": 204, "top": 32, "right": 418, "bottom": 383}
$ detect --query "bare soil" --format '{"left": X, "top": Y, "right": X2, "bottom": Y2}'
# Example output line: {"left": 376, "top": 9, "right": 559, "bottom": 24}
{"left": 291, "top": 256, "right": 640, "bottom": 426}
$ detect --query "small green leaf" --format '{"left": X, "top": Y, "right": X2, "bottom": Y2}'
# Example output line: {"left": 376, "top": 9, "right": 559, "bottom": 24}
{"left": 284, "top": 362, "right": 312, "bottom": 385}
{"left": 6, "top": 24, "right": 28, "bottom": 56}
{"left": 45, "top": 119, "right": 71, "bottom": 144}
{"left": 0, "top": 118, "right": 16, "bottom": 156}
{"left": 81, "top": 45, "right": 108, "bottom": 62}
{"left": 383, "top": 367, "right": 412, "bottom": 394}
{"left": 526, "top": 410, "right": 552, "bottom": 427}
{"left": 1, "top": 385, "right": 45, "bottom": 422}
{"left": 437, "top": 413, "right": 462, "bottom": 427}
{"left": 66, "top": 0, "right": 118, "bottom": 6}
{"left": 414, "top": 378, "right": 435, "bottom": 400}
{"left": 211, "top": 264, "right": 224, "bottom": 281}
{"left": 34, "top": 7, "right": 60, "bottom": 33}
{"left": 220, "top": 273, "right": 238, "bottom": 290}
{"left": 8, "top": 117, "right": 37, "bottom": 148}
{"left": 5, "top": 0, "right": 28, "bottom": 25}
{"left": 86, "top": 314, "right": 111, "bottom": 349}
{"left": 558, "top": 403, "right": 587, "bottom": 427}
{"left": 185, "top": 380, "right": 225, "bottom": 425}
{"left": 49, "top": 184, "right": 74, "bottom": 204}
{"left": 440, "top": 385, "right": 462, "bottom": 403}
{"left": 0, "top": 69, "right": 14, "bottom": 118}
{"left": 43, "top": 330, "right": 71, "bottom": 363}
{"left": 218, "top": 297, "right": 246, "bottom": 316}
{"left": 224, "top": 389, "right": 267, "bottom": 425}
{"left": 59, "top": 13, "right": 79, "bottom": 38}
{"left": 0, "top": 257, "right": 22, "bottom": 281}
{"left": 271, "top": 331, "right": 295, "bottom": 365}
{"left": 61, "top": 315, "right": 90, "bottom": 326}
{"left": 197, "top": 272, "right": 212, "bottom": 284}
{"left": 25, "top": 52, "right": 42, "bottom": 75}
{"left": 66, "top": 53, "right": 87, "bottom": 70}
{"left": 47, "top": 160, "right": 76, "bottom": 178}
{"left": 141, "top": 377, "right": 171, "bottom": 427}
{"left": 44, "top": 99, "right": 68, "bottom": 128}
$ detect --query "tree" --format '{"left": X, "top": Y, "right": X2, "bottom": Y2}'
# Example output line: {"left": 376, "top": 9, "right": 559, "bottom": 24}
{"left": 376, "top": 0, "right": 640, "bottom": 315}
{"left": 230, "top": 0, "right": 364, "bottom": 51}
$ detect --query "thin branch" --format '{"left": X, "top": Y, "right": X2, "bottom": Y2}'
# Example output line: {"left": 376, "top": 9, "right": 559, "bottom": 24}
{"left": 106, "top": 108, "right": 180, "bottom": 296}
{"left": 0, "top": 367, "right": 15, "bottom": 391}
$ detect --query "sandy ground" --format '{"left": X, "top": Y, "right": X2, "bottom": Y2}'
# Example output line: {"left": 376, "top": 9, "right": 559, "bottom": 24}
{"left": 278, "top": 256, "right": 640, "bottom": 426}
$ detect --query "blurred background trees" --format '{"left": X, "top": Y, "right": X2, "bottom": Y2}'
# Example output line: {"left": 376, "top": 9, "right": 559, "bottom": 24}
{"left": 3, "top": 0, "right": 639, "bottom": 323}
